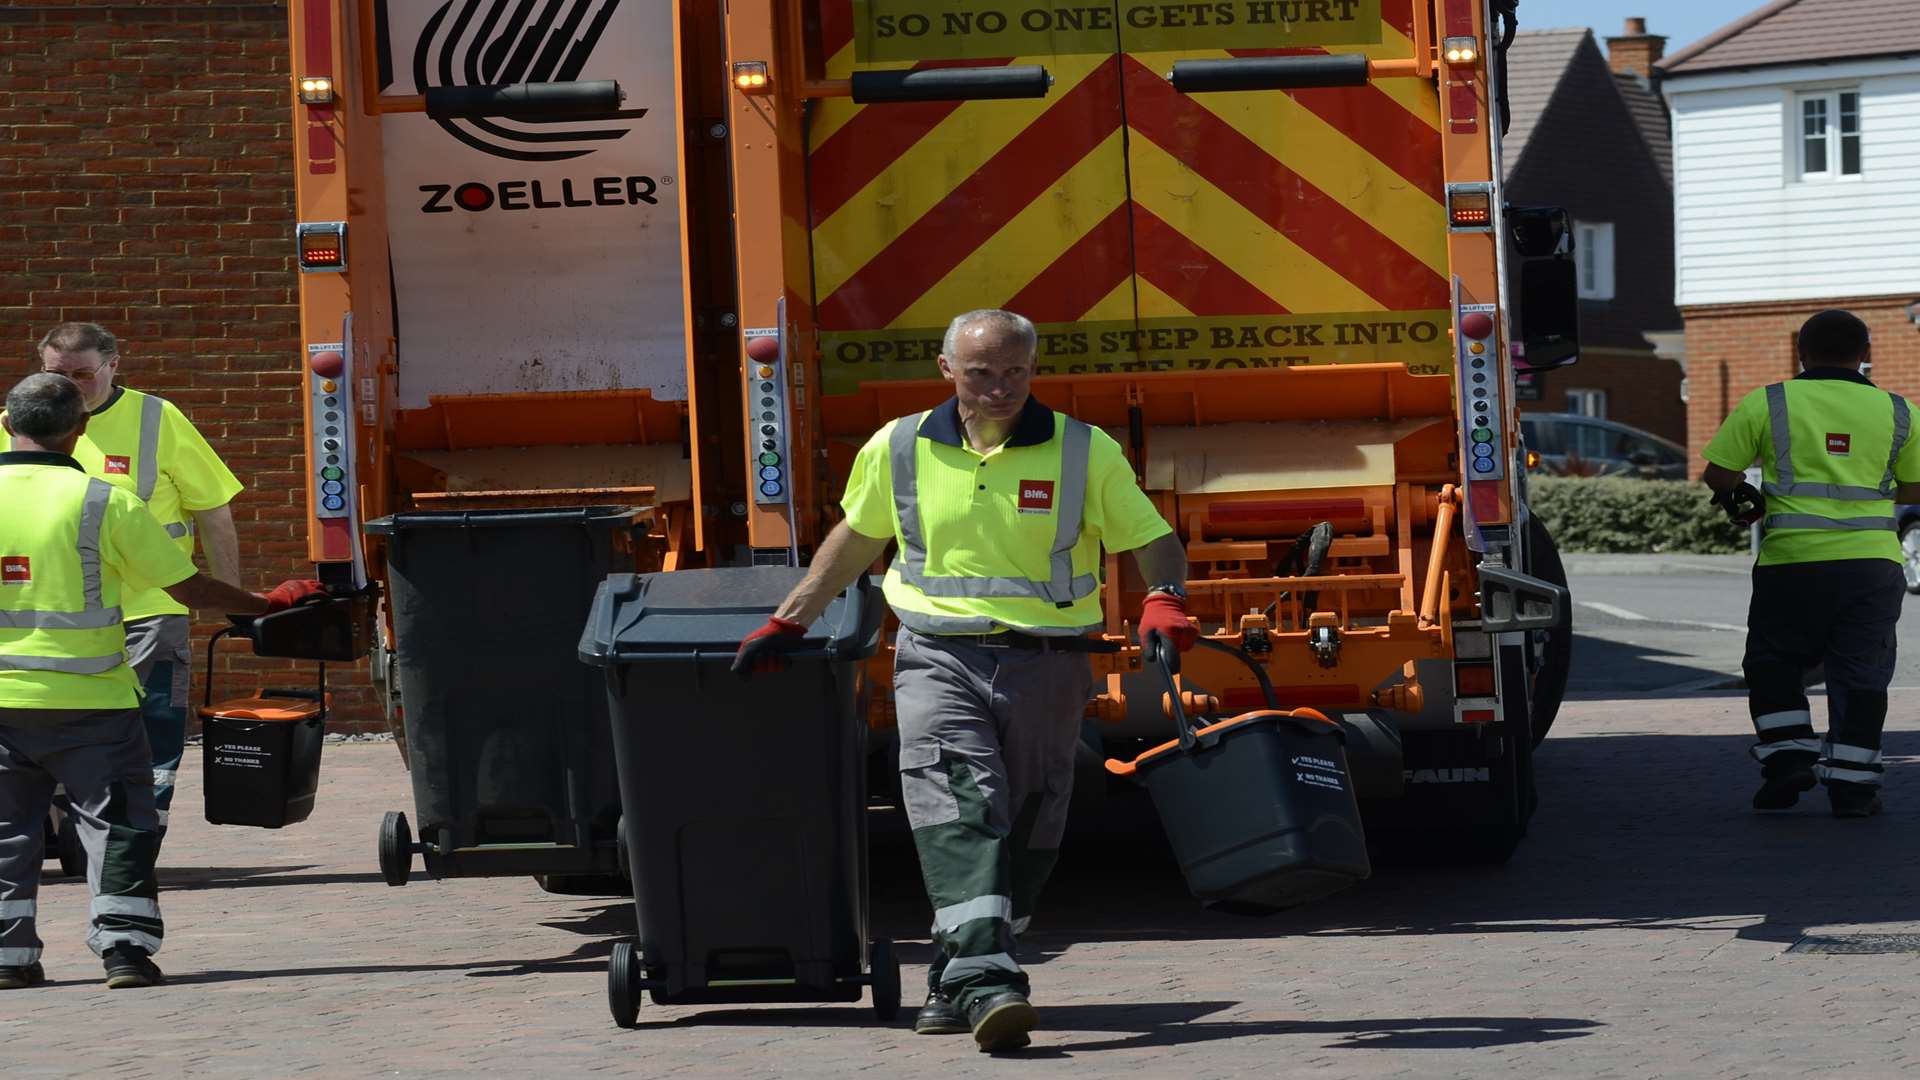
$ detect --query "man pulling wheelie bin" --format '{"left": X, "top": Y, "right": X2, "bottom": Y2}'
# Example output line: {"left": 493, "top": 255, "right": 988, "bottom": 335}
{"left": 734, "top": 309, "right": 1195, "bottom": 1052}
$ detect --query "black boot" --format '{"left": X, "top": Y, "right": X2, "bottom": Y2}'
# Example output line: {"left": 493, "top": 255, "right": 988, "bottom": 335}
{"left": 967, "top": 990, "right": 1037, "bottom": 1053}
{"left": 1753, "top": 755, "right": 1817, "bottom": 811}
{"left": 102, "top": 945, "right": 163, "bottom": 989}
{"left": 1828, "top": 781, "right": 1884, "bottom": 819}
{"left": 913, "top": 987, "right": 968, "bottom": 1035}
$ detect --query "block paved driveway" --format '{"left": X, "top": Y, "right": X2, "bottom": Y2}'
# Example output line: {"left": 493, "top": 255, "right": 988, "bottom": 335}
{"left": 8, "top": 693, "right": 1920, "bottom": 1078}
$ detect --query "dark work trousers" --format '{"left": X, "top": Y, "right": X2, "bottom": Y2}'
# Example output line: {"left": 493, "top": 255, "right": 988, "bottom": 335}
{"left": 1743, "top": 559, "right": 1903, "bottom": 792}
{"left": 892, "top": 627, "right": 1095, "bottom": 1011}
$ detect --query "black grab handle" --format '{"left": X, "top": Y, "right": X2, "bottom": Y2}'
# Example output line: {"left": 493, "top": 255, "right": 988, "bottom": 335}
{"left": 1145, "top": 632, "right": 1198, "bottom": 753}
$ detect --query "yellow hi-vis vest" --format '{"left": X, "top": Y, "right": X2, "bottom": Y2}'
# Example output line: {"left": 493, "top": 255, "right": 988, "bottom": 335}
{"left": 1, "top": 468, "right": 133, "bottom": 698}
{"left": 1751, "top": 379, "right": 1912, "bottom": 565}
{"left": 0, "top": 455, "right": 198, "bottom": 709}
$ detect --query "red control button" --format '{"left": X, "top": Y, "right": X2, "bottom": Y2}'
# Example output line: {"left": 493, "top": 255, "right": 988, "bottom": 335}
{"left": 311, "top": 350, "right": 345, "bottom": 378}
{"left": 1460, "top": 312, "right": 1494, "bottom": 341}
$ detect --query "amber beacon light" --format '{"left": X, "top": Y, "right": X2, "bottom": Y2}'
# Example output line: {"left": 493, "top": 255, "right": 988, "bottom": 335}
{"left": 732, "top": 61, "right": 770, "bottom": 94}
{"left": 1442, "top": 36, "right": 1479, "bottom": 65}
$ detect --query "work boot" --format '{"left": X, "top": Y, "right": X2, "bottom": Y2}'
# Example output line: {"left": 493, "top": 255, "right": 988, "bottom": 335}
{"left": 1828, "top": 783, "right": 1884, "bottom": 819}
{"left": 1752, "top": 757, "right": 1817, "bottom": 811}
{"left": 913, "top": 988, "right": 969, "bottom": 1035}
{"left": 102, "top": 945, "right": 163, "bottom": 989}
{"left": 0, "top": 962, "right": 45, "bottom": 990}
{"left": 967, "top": 990, "right": 1037, "bottom": 1053}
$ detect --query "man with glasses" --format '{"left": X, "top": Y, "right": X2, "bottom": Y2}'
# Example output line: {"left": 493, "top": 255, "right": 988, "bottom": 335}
{"left": 33, "top": 323, "right": 244, "bottom": 846}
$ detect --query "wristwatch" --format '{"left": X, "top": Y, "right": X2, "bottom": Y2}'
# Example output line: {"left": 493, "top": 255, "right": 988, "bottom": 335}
{"left": 1145, "top": 583, "right": 1188, "bottom": 601}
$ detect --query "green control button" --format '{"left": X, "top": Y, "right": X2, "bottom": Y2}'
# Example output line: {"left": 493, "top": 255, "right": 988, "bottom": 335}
{"left": 1470, "top": 428, "right": 1494, "bottom": 443}
{"left": 758, "top": 452, "right": 781, "bottom": 467}
{"left": 321, "top": 466, "right": 344, "bottom": 480}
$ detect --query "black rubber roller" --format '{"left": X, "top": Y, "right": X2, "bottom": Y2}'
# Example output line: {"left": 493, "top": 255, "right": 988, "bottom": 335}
{"left": 851, "top": 65, "right": 1052, "bottom": 104}
{"left": 1169, "top": 54, "right": 1369, "bottom": 94}
{"left": 425, "top": 79, "right": 625, "bottom": 120}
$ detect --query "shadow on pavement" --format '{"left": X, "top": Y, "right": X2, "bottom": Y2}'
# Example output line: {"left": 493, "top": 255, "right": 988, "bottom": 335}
{"left": 160, "top": 866, "right": 393, "bottom": 891}
{"left": 1564, "top": 633, "right": 1733, "bottom": 698}
{"left": 862, "top": 727, "right": 1920, "bottom": 963}
{"left": 167, "top": 938, "right": 617, "bottom": 985}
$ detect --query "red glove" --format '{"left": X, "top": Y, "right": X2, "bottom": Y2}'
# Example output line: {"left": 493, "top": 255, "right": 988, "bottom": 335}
{"left": 261, "top": 579, "right": 329, "bottom": 615}
{"left": 1137, "top": 592, "right": 1198, "bottom": 653}
{"left": 731, "top": 616, "right": 807, "bottom": 677}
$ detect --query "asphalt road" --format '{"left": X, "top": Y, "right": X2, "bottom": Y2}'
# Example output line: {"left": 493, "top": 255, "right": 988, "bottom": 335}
{"left": 1564, "top": 553, "right": 1920, "bottom": 695}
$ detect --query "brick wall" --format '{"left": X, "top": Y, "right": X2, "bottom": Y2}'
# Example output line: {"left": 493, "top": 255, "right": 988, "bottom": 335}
{"left": 1519, "top": 349, "right": 1688, "bottom": 445}
{"left": 1682, "top": 295, "right": 1920, "bottom": 478}
{"left": 0, "top": 0, "right": 379, "bottom": 729}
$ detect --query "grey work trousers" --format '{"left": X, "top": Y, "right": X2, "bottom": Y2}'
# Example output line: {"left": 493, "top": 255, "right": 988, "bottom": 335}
{"left": 893, "top": 627, "right": 1095, "bottom": 1009}
{"left": 0, "top": 707, "right": 165, "bottom": 967}
{"left": 125, "top": 614, "right": 192, "bottom": 832}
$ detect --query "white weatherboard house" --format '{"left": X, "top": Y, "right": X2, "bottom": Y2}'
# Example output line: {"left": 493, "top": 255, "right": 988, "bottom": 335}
{"left": 1657, "top": 0, "right": 1920, "bottom": 468}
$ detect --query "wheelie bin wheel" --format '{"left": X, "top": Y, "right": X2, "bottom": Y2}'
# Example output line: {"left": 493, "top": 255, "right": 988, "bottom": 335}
{"left": 871, "top": 938, "right": 902, "bottom": 1021}
{"left": 608, "top": 941, "right": 642, "bottom": 1028}
{"left": 378, "top": 811, "right": 412, "bottom": 887}
{"left": 55, "top": 809, "right": 85, "bottom": 879}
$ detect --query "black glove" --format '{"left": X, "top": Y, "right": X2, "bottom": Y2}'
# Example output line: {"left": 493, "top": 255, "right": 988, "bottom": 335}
{"left": 1711, "top": 481, "right": 1765, "bottom": 527}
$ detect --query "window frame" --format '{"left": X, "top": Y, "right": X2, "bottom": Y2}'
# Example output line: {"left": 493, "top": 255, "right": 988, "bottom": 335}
{"left": 1794, "top": 87, "right": 1863, "bottom": 182}
{"left": 1572, "top": 221, "right": 1615, "bottom": 301}
{"left": 1565, "top": 388, "right": 1608, "bottom": 419}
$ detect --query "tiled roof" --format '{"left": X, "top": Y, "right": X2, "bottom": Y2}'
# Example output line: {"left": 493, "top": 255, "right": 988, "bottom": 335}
{"left": 1612, "top": 72, "right": 1672, "bottom": 185}
{"left": 1660, "top": 0, "right": 1920, "bottom": 76}
{"left": 1501, "top": 27, "right": 1589, "bottom": 180}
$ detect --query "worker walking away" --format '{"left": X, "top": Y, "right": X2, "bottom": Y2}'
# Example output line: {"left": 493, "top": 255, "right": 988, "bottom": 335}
{"left": 1701, "top": 310, "right": 1919, "bottom": 817}
{"left": 35, "top": 323, "right": 245, "bottom": 845}
{"left": 732, "top": 310, "right": 1195, "bottom": 1052}
{"left": 0, "top": 374, "right": 324, "bottom": 991}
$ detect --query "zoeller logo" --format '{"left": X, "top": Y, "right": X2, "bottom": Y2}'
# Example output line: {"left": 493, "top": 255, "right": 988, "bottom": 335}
{"left": 405, "top": 0, "right": 648, "bottom": 162}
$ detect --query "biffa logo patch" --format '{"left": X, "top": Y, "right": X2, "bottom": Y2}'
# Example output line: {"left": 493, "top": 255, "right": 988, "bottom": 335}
{"left": 1, "top": 557, "right": 29, "bottom": 585}
{"left": 1017, "top": 480, "right": 1055, "bottom": 514}
{"left": 104, "top": 455, "right": 131, "bottom": 475}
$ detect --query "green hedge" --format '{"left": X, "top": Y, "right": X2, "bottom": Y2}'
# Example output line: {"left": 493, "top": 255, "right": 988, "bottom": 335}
{"left": 1527, "top": 476, "right": 1749, "bottom": 554}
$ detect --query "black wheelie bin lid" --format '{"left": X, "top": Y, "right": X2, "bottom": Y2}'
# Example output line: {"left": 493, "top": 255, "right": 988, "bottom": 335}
{"left": 578, "top": 567, "right": 885, "bottom": 667}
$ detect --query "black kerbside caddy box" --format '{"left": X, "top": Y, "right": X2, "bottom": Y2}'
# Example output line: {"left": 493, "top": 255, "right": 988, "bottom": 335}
{"left": 1107, "top": 635, "right": 1371, "bottom": 914}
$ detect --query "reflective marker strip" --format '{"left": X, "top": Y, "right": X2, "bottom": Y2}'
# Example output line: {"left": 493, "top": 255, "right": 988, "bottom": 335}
{"left": 0, "top": 948, "right": 42, "bottom": 964}
{"left": 1815, "top": 764, "right": 1882, "bottom": 785}
{"left": 78, "top": 478, "right": 111, "bottom": 610}
{"left": 0, "top": 899, "right": 36, "bottom": 919}
{"left": 87, "top": 929, "right": 162, "bottom": 956}
{"left": 163, "top": 522, "right": 190, "bottom": 539}
{"left": 1751, "top": 738, "right": 1822, "bottom": 760}
{"left": 152, "top": 769, "right": 177, "bottom": 787}
{"left": 0, "top": 607, "right": 124, "bottom": 630}
{"left": 937, "top": 952, "right": 1021, "bottom": 984}
{"left": 1754, "top": 710, "right": 1813, "bottom": 732}
{"left": 91, "top": 896, "right": 161, "bottom": 919}
{"left": 135, "top": 393, "right": 163, "bottom": 502}
{"left": 155, "top": 809, "right": 169, "bottom": 828}
{"left": 1763, "top": 513, "right": 1895, "bottom": 532}
{"left": 1824, "top": 743, "right": 1884, "bottom": 765}
{"left": 0, "top": 652, "right": 125, "bottom": 674}
{"left": 934, "top": 894, "right": 1012, "bottom": 931}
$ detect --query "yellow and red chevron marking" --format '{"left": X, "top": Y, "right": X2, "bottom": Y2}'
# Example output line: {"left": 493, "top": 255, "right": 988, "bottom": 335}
{"left": 808, "top": 0, "right": 1450, "bottom": 395}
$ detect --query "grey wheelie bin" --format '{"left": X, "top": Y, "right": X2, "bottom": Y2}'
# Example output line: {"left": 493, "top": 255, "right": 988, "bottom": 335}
{"left": 578, "top": 566, "right": 900, "bottom": 1027}
{"left": 365, "top": 506, "right": 645, "bottom": 890}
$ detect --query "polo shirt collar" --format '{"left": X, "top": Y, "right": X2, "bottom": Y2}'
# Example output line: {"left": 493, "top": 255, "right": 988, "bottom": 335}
{"left": 0, "top": 450, "right": 85, "bottom": 471}
{"left": 917, "top": 396, "right": 1057, "bottom": 449}
{"left": 90, "top": 384, "right": 126, "bottom": 417}
{"left": 1796, "top": 366, "right": 1875, "bottom": 387}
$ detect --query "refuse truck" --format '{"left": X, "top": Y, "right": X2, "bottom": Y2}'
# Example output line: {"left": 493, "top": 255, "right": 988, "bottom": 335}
{"left": 284, "top": 0, "right": 1575, "bottom": 864}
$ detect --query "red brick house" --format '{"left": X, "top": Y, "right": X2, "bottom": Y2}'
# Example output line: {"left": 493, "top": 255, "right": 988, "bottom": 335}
{"left": 1502, "top": 20, "right": 1686, "bottom": 444}
{"left": 1661, "top": 0, "right": 1920, "bottom": 476}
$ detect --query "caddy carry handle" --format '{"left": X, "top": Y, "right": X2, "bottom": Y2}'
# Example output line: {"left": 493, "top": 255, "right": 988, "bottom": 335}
{"left": 1145, "top": 632, "right": 1198, "bottom": 753}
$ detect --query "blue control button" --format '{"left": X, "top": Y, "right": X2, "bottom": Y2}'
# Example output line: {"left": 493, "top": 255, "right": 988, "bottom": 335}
{"left": 760, "top": 480, "right": 783, "bottom": 497}
{"left": 321, "top": 494, "right": 346, "bottom": 511}
{"left": 1472, "top": 442, "right": 1495, "bottom": 459}
{"left": 321, "top": 480, "right": 345, "bottom": 495}
{"left": 1471, "top": 457, "right": 1497, "bottom": 474}
{"left": 759, "top": 466, "right": 781, "bottom": 481}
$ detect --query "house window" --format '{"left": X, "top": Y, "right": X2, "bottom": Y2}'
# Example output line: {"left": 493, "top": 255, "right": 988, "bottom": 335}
{"left": 1565, "top": 388, "right": 1607, "bottom": 418}
{"left": 1797, "top": 89, "right": 1862, "bottom": 180}
{"left": 1574, "top": 222, "right": 1614, "bottom": 301}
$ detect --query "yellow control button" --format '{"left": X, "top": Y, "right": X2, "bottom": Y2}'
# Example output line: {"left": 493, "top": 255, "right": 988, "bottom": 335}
{"left": 321, "top": 380, "right": 337, "bottom": 392}
{"left": 756, "top": 365, "right": 775, "bottom": 379}
{"left": 1468, "top": 342, "right": 1485, "bottom": 355}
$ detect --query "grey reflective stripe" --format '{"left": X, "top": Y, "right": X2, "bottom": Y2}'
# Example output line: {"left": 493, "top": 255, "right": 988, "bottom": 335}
{"left": 1763, "top": 383, "right": 1909, "bottom": 500}
{"left": 1766, "top": 383, "right": 1795, "bottom": 487}
{"left": 1763, "top": 513, "right": 1895, "bottom": 532}
{"left": 78, "top": 478, "right": 111, "bottom": 610}
{"left": 889, "top": 412, "right": 1097, "bottom": 604}
{"left": 1884, "top": 393, "right": 1911, "bottom": 496}
{"left": 1753, "top": 710, "right": 1813, "bottom": 732}
{"left": 1010, "top": 915, "right": 1032, "bottom": 936}
{"left": 91, "top": 896, "right": 162, "bottom": 919}
{"left": 1751, "top": 738, "right": 1821, "bottom": 760}
{"left": 135, "top": 392, "right": 163, "bottom": 502}
{"left": 0, "top": 948, "right": 41, "bottom": 964}
{"left": 937, "top": 952, "right": 1021, "bottom": 984}
{"left": 934, "top": 895, "right": 1012, "bottom": 931}
{"left": 0, "top": 652, "right": 125, "bottom": 674}
{"left": 1824, "top": 742, "right": 1883, "bottom": 765}
{"left": 1815, "top": 764, "right": 1883, "bottom": 786}
{"left": 0, "top": 899, "right": 34, "bottom": 919}
{"left": 86, "top": 929, "right": 162, "bottom": 956}
{"left": 0, "top": 606, "right": 123, "bottom": 630}
{"left": 163, "top": 521, "right": 190, "bottom": 539}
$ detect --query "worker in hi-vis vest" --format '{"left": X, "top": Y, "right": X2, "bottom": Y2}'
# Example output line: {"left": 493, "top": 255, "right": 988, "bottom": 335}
{"left": 34, "top": 323, "right": 244, "bottom": 844}
{"left": 1702, "top": 309, "right": 1920, "bottom": 818}
{"left": 0, "top": 374, "right": 324, "bottom": 991}
{"left": 731, "top": 310, "right": 1196, "bottom": 1053}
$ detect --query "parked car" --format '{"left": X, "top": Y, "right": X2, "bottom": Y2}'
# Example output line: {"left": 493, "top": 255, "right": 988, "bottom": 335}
{"left": 1520, "top": 413, "right": 1688, "bottom": 480}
